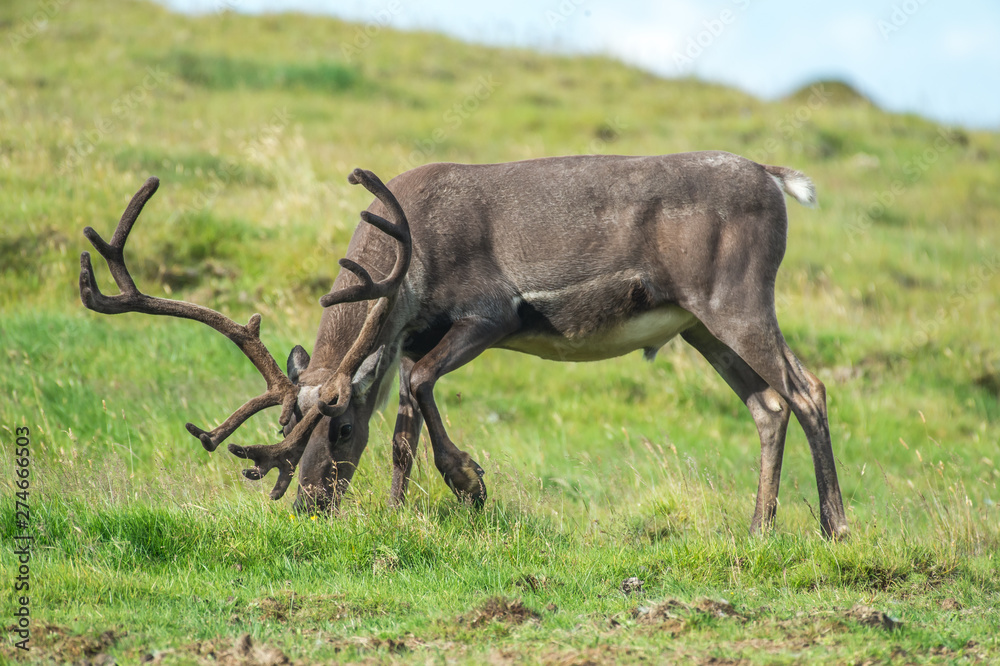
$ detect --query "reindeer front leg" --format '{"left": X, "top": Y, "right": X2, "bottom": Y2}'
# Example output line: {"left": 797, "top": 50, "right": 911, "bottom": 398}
{"left": 409, "top": 315, "right": 520, "bottom": 507}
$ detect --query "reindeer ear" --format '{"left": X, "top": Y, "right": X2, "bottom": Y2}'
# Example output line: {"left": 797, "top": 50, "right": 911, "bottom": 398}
{"left": 351, "top": 344, "right": 386, "bottom": 400}
{"left": 287, "top": 345, "right": 311, "bottom": 384}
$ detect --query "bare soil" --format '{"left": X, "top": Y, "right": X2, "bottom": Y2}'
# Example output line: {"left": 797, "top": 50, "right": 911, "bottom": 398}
{"left": 146, "top": 633, "right": 291, "bottom": 665}
{"left": 460, "top": 597, "right": 541, "bottom": 627}
{"left": 1, "top": 624, "right": 122, "bottom": 665}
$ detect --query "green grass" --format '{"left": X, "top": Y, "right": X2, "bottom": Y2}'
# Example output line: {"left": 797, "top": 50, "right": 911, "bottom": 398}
{"left": 1, "top": 0, "right": 999, "bottom": 663}
{"left": 161, "top": 50, "right": 361, "bottom": 93}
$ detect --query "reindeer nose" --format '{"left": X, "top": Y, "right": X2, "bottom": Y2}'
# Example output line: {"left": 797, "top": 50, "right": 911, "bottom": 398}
{"left": 293, "top": 486, "right": 332, "bottom": 515}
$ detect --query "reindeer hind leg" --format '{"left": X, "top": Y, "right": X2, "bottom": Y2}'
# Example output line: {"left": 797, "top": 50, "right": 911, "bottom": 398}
{"left": 681, "top": 323, "right": 791, "bottom": 534}
{"left": 693, "top": 308, "right": 849, "bottom": 539}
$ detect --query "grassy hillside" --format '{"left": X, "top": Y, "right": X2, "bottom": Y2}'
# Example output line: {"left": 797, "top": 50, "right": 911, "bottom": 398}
{"left": 1, "top": 0, "right": 999, "bottom": 663}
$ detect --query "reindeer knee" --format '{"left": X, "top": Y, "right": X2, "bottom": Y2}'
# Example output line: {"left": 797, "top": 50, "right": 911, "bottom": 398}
{"left": 763, "top": 388, "right": 788, "bottom": 415}
{"left": 805, "top": 371, "right": 826, "bottom": 401}
{"left": 409, "top": 358, "right": 440, "bottom": 395}
{"left": 749, "top": 388, "right": 789, "bottom": 422}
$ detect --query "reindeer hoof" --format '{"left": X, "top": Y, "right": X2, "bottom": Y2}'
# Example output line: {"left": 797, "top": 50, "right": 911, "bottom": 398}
{"left": 444, "top": 457, "right": 487, "bottom": 509}
{"left": 823, "top": 521, "right": 851, "bottom": 541}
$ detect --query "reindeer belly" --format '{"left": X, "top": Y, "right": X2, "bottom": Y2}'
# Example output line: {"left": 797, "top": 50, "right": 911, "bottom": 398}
{"left": 501, "top": 304, "right": 697, "bottom": 362}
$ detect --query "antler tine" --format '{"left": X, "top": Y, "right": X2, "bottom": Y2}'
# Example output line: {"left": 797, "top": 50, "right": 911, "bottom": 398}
{"left": 319, "top": 169, "right": 411, "bottom": 308}
{"left": 228, "top": 404, "right": 325, "bottom": 500}
{"left": 348, "top": 168, "right": 406, "bottom": 225}
{"left": 80, "top": 178, "right": 299, "bottom": 452}
{"left": 81, "top": 176, "right": 159, "bottom": 299}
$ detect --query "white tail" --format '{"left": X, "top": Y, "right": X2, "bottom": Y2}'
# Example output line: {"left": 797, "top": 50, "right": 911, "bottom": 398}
{"left": 764, "top": 164, "right": 817, "bottom": 207}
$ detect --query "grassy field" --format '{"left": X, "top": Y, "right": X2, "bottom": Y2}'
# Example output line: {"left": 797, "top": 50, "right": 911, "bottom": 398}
{"left": 2, "top": 0, "right": 999, "bottom": 663}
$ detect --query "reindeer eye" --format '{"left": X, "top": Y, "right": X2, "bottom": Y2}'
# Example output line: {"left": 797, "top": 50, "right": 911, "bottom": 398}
{"left": 338, "top": 424, "right": 353, "bottom": 439}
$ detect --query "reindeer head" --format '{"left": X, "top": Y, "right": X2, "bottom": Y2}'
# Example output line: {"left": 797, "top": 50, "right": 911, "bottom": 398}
{"left": 80, "top": 169, "right": 410, "bottom": 509}
{"left": 283, "top": 341, "right": 392, "bottom": 513}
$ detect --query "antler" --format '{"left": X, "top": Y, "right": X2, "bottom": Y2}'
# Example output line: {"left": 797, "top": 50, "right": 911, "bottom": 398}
{"left": 226, "top": 168, "right": 413, "bottom": 498}
{"left": 316, "top": 168, "right": 411, "bottom": 418}
{"left": 319, "top": 169, "right": 411, "bottom": 309}
{"left": 79, "top": 177, "right": 299, "bottom": 452}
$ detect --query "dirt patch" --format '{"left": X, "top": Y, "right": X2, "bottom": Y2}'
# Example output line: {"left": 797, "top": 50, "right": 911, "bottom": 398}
{"left": 324, "top": 635, "right": 411, "bottom": 657}
{"left": 630, "top": 597, "right": 745, "bottom": 636}
{"left": 1, "top": 624, "right": 122, "bottom": 664}
{"left": 632, "top": 599, "right": 688, "bottom": 624}
{"left": 930, "top": 640, "right": 984, "bottom": 661}
{"left": 647, "top": 616, "right": 687, "bottom": 636}
{"left": 256, "top": 594, "right": 301, "bottom": 622}
{"left": 940, "top": 598, "right": 963, "bottom": 611}
{"left": 461, "top": 597, "right": 541, "bottom": 628}
{"left": 845, "top": 604, "right": 902, "bottom": 631}
{"left": 147, "top": 633, "right": 290, "bottom": 665}
{"left": 633, "top": 598, "right": 744, "bottom": 627}
{"left": 696, "top": 598, "right": 745, "bottom": 619}
{"left": 540, "top": 644, "right": 649, "bottom": 665}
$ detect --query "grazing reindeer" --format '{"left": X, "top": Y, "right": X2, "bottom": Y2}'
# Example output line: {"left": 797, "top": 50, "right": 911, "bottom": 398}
{"left": 80, "top": 151, "right": 849, "bottom": 538}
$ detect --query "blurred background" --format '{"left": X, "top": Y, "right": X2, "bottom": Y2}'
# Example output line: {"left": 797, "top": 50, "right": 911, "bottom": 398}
{"left": 158, "top": 0, "right": 1000, "bottom": 130}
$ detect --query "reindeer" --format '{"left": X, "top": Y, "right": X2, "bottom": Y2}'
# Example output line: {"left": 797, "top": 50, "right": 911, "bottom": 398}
{"left": 79, "top": 151, "right": 849, "bottom": 538}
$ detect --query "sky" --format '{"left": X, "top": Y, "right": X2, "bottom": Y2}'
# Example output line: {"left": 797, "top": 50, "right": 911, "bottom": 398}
{"left": 157, "top": 0, "right": 1000, "bottom": 130}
